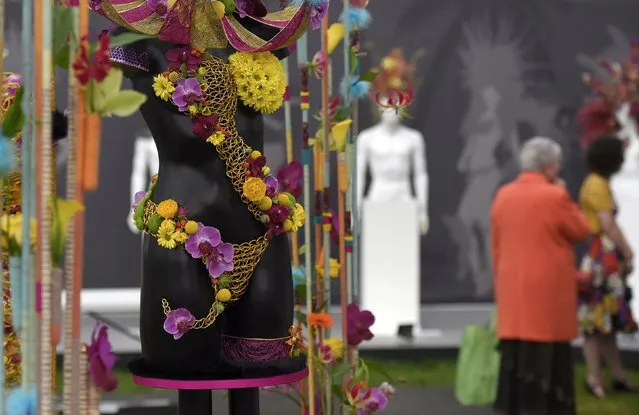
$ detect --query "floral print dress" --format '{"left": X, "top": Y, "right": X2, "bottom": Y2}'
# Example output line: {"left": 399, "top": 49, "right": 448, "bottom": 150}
{"left": 577, "top": 173, "right": 637, "bottom": 335}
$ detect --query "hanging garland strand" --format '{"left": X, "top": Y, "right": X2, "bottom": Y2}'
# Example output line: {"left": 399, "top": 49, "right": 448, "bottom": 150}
{"left": 63, "top": 2, "right": 81, "bottom": 412}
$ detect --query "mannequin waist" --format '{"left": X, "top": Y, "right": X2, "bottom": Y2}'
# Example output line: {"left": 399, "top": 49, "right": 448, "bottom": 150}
{"left": 367, "top": 180, "right": 415, "bottom": 203}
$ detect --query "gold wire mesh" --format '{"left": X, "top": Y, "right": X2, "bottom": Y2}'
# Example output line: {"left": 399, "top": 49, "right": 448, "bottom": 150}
{"left": 199, "top": 57, "right": 264, "bottom": 222}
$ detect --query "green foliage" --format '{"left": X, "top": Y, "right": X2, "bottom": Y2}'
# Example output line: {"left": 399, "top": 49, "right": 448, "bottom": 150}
{"left": 109, "top": 32, "right": 155, "bottom": 48}
{"left": 87, "top": 68, "right": 147, "bottom": 117}
{"left": 53, "top": 5, "right": 74, "bottom": 70}
{"left": 2, "top": 86, "right": 24, "bottom": 138}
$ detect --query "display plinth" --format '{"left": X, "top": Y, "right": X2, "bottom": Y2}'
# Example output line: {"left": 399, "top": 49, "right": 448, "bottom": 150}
{"left": 130, "top": 358, "right": 307, "bottom": 415}
{"left": 361, "top": 200, "right": 421, "bottom": 336}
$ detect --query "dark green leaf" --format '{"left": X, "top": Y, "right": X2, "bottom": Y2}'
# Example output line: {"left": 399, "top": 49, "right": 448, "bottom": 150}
{"left": 359, "top": 70, "right": 379, "bottom": 83}
{"left": 313, "top": 299, "right": 329, "bottom": 313}
{"left": 333, "top": 106, "right": 353, "bottom": 122}
{"left": 2, "top": 86, "right": 24, "bottom": 138}
{"left": 331, "top": 384, "right": 344, "bottom": 398}
{"left": 349, "top": 48, "right": 357, "bottom": 73}
{"left": 53, "top": 5, "right": 73, "bottom": 55}
{"left": 109, "top": 32, "right": 154, "bottom": 48}
{"left": 331, "top": 360, "right": 351, "bottom": 383}
{"left": 295, "top": 310, "right": 307, "bottom": 324}
{"left": 295, "top": 284, "right": 307, "bottom": 303}
{"left": 54, "top": 44, "right": 70, "bottom": 70}
{"left": 364, "top": 359, "right": 395, "bottom": 381}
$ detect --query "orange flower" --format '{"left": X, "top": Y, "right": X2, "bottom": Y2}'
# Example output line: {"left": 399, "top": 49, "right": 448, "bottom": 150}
{"left": 308, "top": 312, "right": 334, "bottom": 329}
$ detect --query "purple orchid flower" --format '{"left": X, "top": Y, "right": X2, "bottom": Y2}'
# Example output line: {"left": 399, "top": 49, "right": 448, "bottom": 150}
{"left": 309, "top": 0, "right": 329, "bottom": 30}
{"left": 235, "top": 0, "right": 267, "bottom": 18}
{"left": 147, "top": 0, "right": 169, "bottom": 17}
{"left": 88, "top": 0, "right": 103, "bottom": 11}
{"left": 172, "top": 78, "right": 203, "bottom": 112}
{"left": 356, "top": 387, "right": 389, "bottom": 414}
{"left": 166, "top": 47, "right": 203, "bottom": 71}
{"left": 185, "top": 222, "right": 234, "bottom": 279}
{"left": 346, "top": 303, "right": 375, "bottom": 346}
{"left": 276, "top": 160, "right": 303, "bottom": 199}
{"left": 131, "top": 191, "right": 146, "bottom": 210}
{"left": 192, "top": 115, "right": 219, "bottom": 139}
{"left": 163, "top": 308, "right": 195, "bottom": 340}
{"left": 248, "top": 155, "right": 267, "bottom": 177}
{"left": 86, "top": 322, "right": 118, "bottom": 392}
{"left": 264, "top": 175, "right": 279, "bottom": 196}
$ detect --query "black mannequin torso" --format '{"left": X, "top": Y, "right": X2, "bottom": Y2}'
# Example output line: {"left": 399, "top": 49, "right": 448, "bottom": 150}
{"left": 130, "top": 38, "right": 294, "bottom": 376}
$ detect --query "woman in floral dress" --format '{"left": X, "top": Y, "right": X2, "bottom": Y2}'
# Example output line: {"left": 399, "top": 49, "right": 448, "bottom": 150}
{"left": 578, "top": 136, "right": 638, "bottom": 398}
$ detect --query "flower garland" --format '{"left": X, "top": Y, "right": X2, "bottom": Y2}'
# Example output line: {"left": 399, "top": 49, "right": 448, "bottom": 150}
{"left": 133, "top": 48, "right": 306, "bottom": 339}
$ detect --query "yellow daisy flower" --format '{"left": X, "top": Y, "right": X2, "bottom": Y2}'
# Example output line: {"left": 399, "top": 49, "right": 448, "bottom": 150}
{"left": 157, "top": 219, "right": 177, "bottom": 249}
{"left": 322, "top": 338, "right": 344, "bottom": 359}
{"left": 207, "top": 131, "right": 226, "bottom": 146}
{"left": 292, "top": 203, "right": 305, "bottom": 231}
{"left": 152, "top": 75, "right": 175, "bottom": 101}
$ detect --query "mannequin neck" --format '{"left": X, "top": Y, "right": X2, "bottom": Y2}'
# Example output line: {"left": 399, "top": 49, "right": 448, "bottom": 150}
{"left": 378, "top": 118, "right": 402, "bottom": 135}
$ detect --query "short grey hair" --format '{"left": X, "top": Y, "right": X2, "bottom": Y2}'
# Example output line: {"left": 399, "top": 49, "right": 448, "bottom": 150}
{"left": 519, "top": 137, "right": 562, "bottom": 171}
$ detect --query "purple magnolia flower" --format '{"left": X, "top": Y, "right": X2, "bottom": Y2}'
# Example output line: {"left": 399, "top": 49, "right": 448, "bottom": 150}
{"left": 235, "top": 0, "right": 267, "bottom": 18}
{"left": 309, "top": 0, "right": 329, "bottom": 30}
{"left": 163, "top": 308, "right": 195, "bottom": 340}
{"left": 346, "top": 303, "right": 375, "bottom": 346}
{"left": 264, "top": 175, "right": 279, "bottom": 195}
{"left": 166, "top": 47, "right": 203, "bottom": 71}
{"left": 185, "top": 223, "right": 234, "bottom": 279}
{"left": 172, "top": 78, "right": 203, "bottom": 112}
{"left": 356, "top": 387, "right": 389, "bottom": 414}
{"left": 147, "top": 0, "right": 169, "bottom": 17}
{"left": 131, "top": 191, "right": 146, "bottom": 210}
{"left": 276, "top": 161, "right": 303, "bottom": 199}
{"left": 86, "top": 322, "right": 118, "bottom": 392}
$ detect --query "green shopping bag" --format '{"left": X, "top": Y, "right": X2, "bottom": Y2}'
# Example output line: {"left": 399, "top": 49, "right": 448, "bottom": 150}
{"left": 454, "top": 313, "right": 500, "bottom": 406}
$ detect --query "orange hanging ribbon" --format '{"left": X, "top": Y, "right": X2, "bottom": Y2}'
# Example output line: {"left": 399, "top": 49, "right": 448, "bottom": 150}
{"left": 82, "top": 112, "right": 101, "bottom": 191}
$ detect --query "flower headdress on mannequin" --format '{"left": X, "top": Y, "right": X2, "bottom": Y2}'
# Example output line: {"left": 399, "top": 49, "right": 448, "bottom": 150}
{"left": 577, "top": 39, "right": 639, "bottom": 148}
{"left": 370, "top": 48, "right": 419, "bottom": 118}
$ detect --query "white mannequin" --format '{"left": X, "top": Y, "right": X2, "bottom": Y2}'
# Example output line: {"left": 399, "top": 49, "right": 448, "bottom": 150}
{"left": 357, "top": 107, "right": 429, "bottom": 337}
{"left": 356, "top": 108, "right": 429, "bottom": 233}
{"left": 610, "top": 103, "right": 639, "bottom": 319}
{"left": 127, "top": 134, "right": 159, "bottom": 233}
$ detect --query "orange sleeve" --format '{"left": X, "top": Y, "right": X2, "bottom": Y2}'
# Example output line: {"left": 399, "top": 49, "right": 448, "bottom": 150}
{"left": 490, "top": 196, "right": 501, "bottom": 287}
{"left": 556, "top": 190, "right": 591, "bottom": 243}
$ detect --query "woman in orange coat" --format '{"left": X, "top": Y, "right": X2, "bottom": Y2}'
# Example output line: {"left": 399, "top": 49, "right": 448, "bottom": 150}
{"left": 491, "top": 137, "right": 590, "bottom": 415}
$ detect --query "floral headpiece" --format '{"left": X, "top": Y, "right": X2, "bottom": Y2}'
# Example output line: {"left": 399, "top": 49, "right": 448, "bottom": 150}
{"left": 91, "top": 0, "right": 326, "bottom": 52}
{"left": 371, "top": 48, "right": 417, "bottom": 114}
{"left": 578, "top": 40, "right": 639, "bottom": 148}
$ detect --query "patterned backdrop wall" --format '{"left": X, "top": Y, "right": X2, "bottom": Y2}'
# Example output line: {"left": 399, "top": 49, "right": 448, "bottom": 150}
{"left": 3, "top": 0, "right": 639, "bottom": 302}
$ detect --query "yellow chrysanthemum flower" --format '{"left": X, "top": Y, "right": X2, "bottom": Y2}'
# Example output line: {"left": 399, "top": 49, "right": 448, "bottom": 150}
{"left": 228, "top": 51, "right": 286, "bottom": 114}
{"left": 152, "top": 75, "right": 175, "bottom": 101}
{"left": 292, "top": 203, "right": 305, "bottom": 231}
{"left": 207, "top": 131, "right": 226, "bottom": 145}
{"left": 173, "top": 231, "right": 188, "bottom": 244}
{"left": 157, "top": 219, "right": 177, "bottom": 249}
{"left": 156, "top": 199, "right": 179, "bottom": 219}
{"left": 322, "top": 337, "right": 344, "bottom": 359}
{"left": 243, "top": 177, "right": 267, "bottom": 203}
{"left": 188, "top": 105, "right": 199, "bottom": 116}
{"left": 315, "top": 258, "right": 341, "bottom": 279}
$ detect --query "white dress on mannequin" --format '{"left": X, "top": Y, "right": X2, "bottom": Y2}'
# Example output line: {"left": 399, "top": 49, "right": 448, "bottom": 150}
{"left": 611, "top": 103, "right": 639, "bottom": 320}
{"left": 356, "top": 109, "right": 429, "bottom": 337}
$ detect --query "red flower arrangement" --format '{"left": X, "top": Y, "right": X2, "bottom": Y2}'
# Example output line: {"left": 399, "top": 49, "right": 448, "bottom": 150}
{"left": 73, "top": 30, "right": 112, "bottom": 86}
{"left": 578, "top": 39, "right": 639, "bottom": 148}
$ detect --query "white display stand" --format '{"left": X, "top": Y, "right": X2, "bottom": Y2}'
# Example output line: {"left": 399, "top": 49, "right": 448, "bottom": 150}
{"left": 361, "top": 200, "right": 421, "bottom": 336}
